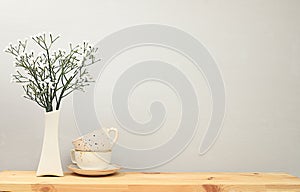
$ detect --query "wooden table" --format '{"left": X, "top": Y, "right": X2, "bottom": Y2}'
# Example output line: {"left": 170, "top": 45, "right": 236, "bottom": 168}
{"left": 1, "top": 171, "right": 300, "bottom": 192}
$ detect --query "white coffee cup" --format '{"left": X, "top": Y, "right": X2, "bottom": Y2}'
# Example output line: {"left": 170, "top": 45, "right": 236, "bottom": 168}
{"left": 70, "top": 149, "right": 111, "bottom": 170}
{"left": 72, "top": 128, "right": 119, "bottom": 152}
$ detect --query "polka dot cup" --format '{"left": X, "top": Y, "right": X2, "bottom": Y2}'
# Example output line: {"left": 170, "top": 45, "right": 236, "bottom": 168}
{"left": 72, "top": 128, "right": 119, "bottom": 152}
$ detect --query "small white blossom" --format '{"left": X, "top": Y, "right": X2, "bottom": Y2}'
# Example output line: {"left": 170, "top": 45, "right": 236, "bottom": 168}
{"left": 3, "top": 46, "right": 9, "bottom": 52}
{"left": 15, "top": 54, "right": 24, "bottom": 61}
{"left": 10, "top": 76, "right": 15, "bottom": 83}
{"left": 57, "top": 48, "right": 66, "bottom": 53}
{"left": 28, "top": 56, "right": 35, "bottom": 63}
{"left": 40, "top": 81, "right": 46, "bottom": 87}
{"left": 40, "top": 61, "right": 47, "bottom": 68}
{"left": 28, "top": 76, "right": 34, "bottom": 81}
{"left": 50, "top": 82, "right": 55, "bottom": 89}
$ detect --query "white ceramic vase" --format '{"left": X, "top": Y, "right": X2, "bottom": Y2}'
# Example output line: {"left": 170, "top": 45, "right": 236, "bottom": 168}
{"left": 36, "top": 110, "right": 63, "bottom": 176}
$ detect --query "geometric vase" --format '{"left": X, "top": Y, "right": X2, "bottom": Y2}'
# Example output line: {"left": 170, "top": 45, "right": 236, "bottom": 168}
{"left": 36, "top": 110, "right": 64, "bottom": 176}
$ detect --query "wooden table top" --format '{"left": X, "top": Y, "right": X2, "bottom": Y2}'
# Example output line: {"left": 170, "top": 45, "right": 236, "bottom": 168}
{"left": 1, "top": 171, "right": 300, "bottom": 192}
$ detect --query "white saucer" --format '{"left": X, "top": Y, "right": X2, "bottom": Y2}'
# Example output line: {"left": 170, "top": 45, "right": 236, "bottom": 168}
{"left": 68, "top": 164, "right": 121, "bottom": 176}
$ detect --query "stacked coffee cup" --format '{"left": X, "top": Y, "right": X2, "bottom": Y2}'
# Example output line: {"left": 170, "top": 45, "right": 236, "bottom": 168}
{"left": 71, "top": 127, "right": 119, "bottom": 170}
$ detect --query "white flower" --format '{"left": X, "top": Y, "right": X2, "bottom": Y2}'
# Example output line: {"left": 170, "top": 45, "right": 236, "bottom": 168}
{"left": 57, "top": 48, "right": 66, "bottom": 53}
{"left": 15, "top": 53, "right": 25, "bottom": 61}
{"left": 3, "top": 46, "right": 9, "bottom": 52}
{"left": 20, "top": 81, "right": 28, "bottom": 86}
{"left": 28, "top": 76, "right": 34, "bottom": 82}
{"left": 28, "top": 56, "right": 35, "bottom": 63}
{"left": 45, "top": 79, "right": 51, "bottom": 84}
{"left": 32, "top": 33, "right": 42, "bottom": 38}
{"left": 50, "top": 82, "right": 56, "bottom": 89}
{"left": 17, "top": 55, "right": 25, "bottom": 61}
{"left": 40, "top": 81, "right": 46, "bottom": 87}
{"left": 40, "top": 61, "right": 47, "bottom": 68}
{"left": 10, "top": 76, "right": 15, "bottom": 83}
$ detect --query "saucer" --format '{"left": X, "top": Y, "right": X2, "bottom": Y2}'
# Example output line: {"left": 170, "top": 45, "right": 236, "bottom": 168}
{"left": 68, "top": 164, "right": 121, "bottom": 176}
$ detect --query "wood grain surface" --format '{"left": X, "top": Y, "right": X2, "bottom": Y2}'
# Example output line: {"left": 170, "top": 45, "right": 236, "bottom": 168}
{"left": 1, "top": 171, "right": 300, "bottom": 192}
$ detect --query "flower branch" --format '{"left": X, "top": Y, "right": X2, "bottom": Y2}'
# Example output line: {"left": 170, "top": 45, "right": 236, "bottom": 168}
{"left": 5, "top": 33, "right": 100, "bottom": 112}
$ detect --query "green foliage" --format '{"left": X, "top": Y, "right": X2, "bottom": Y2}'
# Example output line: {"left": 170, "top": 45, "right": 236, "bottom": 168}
{"left": 5, "top": 33, "right": 99, "bottom": 112}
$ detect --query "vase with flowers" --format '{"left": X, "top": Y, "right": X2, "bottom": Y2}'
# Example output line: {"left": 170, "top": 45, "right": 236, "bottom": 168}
{"left": 5, "top": 33, "right": 99, "bottom": 176}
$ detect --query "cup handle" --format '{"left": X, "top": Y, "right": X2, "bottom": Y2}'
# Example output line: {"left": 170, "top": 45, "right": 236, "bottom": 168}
{"left": 70, "top": 149, "right": 77, "bottom": 164}
{"left": 107, "top": 127, "right": 119, "bottom": 147}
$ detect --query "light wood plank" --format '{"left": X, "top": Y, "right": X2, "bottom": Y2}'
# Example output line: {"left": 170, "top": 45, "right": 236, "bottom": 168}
{"left": 1, "top": 171, "right": 300, "bottom": 192}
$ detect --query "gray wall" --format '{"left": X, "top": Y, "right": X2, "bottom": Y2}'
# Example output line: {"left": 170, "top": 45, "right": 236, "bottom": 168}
{"left": 1, "top": 0, "right": 300, "bottom": 176}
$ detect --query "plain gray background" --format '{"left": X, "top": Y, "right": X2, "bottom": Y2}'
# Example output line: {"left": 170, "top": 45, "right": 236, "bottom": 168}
{"left": 0, "top": 0, "right": 300, "bottom": 176}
